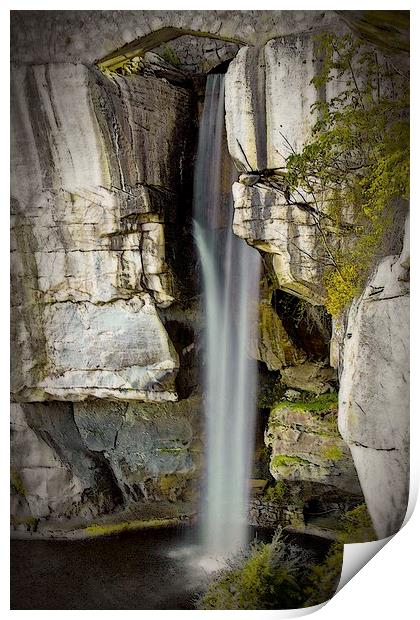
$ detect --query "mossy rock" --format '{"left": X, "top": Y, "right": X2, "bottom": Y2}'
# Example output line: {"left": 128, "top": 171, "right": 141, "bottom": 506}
{"left": 272, "top": 391, "right": 338, "bottom": 415}
{"left": 84, "top": 516, "right": 182, "bottom": 537}
{"left": 11, "top": 470, "right": 26, "bottom": 497}
{"left": 272, "top": 454, "right": 312, "bottom": 468}
{"left": 321, "top": 444, "right": 344, "bottom": 461}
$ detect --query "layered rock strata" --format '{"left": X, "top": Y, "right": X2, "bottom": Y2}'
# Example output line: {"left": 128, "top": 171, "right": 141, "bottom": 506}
{"left": 11, "top": 60, "right": 195, "bottom": 403}
{"left": 11, "top": 397, "right": 201, "bottom": 530}
{"left": 265, "top": 396, "right": 362, "bottom": 495}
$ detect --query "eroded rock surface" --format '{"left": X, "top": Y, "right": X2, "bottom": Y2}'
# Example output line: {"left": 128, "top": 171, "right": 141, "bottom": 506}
{"left": 253, "top": 298, "right": 307, "bottom": 371}
{"left": 266, "top": 396, "right": 362, "bottom": 495}
{"left": 11, "top": 61, "right": 195, "bottom": 402}
{"left": 225, "top": 34, "right": 328, "bottom": 172}
{"left": 11, "top": 398, "right": 202, "bottom": 531}
{"left": 338, "top": 218, "right": 410, "bottom": 538}
{"left": 232, "top": 182, "right": 335, "bottom": 303}
{"left": 10, "top": 403, "right": 122, "bottom": 528}
{"left": 74, "top": 396, "right": 202, "bottom": 504}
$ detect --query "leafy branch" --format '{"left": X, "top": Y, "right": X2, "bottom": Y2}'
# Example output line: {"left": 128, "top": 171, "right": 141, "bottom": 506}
{"left": 281, "top": 32, "right": 409, "bottom": 316}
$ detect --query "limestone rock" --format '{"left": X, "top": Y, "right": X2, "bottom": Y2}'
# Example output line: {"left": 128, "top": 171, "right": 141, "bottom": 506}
{"left": 10, "top": 11, "right": 338, "bottom": 65}
{"left": 266, "top": 398, "right": 361, "bottom": 494}
{"left": 11, "top": 403, "right": 84, "bottom": 522}
{"left": 232, "top": 182, "right": 334, "bottom": 304}
{"left": 11, "top": 61, "right": 194, "bottom": 402}
{"left": 225, "top": 30, "right": 344, "bottom": 173}
{"left": 13, "top": 294, "right": 179, "bottom": 403}
{"left": 11, "top": 397, "right": 202, "bottom": 528}
{"left": 281, "top": 362, "right": 336, "bottom": 395}
{"left": 284, "top": 389, "right": 302, "bottom": 402}
{"left": 252, "top": 300, "right": 306, "bottom": 371}
{"left": 10, "top": 403, "right": 121, "bottom": 525}
{"left": 239, "top": 173, "right": 260, "bottom": 186}
{"left": 74, "top": 396, "right": 202, "bottom": 503}
{"left": 338, "top": 217, "right": 409, "bottom": 538}
{"left": 225, "top": 46, "right": 267, "bottom": 172}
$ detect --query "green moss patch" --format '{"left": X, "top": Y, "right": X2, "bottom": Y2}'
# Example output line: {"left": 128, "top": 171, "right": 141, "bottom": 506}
{"left": 271, "top": 455, "right": 311, "bottom": 468}
{"left": 11, "top": 471, "right": 26, "bottom": 497}
{"left": 321, "top": 444, "right": 344, "bottom": 461}
{"left": 272, "top": 392, "right": 338, "bottom": 415}
{"left": 160, "top": 44, "right": 181, "bottom": 68}
{"left": 84, "top": 517, "right": 181, "bottom": 537}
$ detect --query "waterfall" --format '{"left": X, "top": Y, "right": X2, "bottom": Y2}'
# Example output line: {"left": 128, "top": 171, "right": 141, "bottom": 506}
{"left": 193, "top": 74, "right": 261, "bottom": 558}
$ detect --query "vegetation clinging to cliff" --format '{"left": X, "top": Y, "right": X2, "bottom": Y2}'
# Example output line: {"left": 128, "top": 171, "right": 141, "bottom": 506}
{"left": 284, "top": 32, "right": 409, "bottom": 316}
{"left": 198, "top": 505, "right": 376, "bottom": 609}
{"left": 197, "top": 530, "right": 309, "bottom": 610}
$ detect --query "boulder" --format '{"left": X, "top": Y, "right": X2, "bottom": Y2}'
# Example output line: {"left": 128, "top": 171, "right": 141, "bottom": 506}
{"left": 338, "top": 217, "right": 409, "bottom": 538}
{"left": 281, "top": 362, "right": 336, "bottom": 394}
{"left": 232, "top": 182, "right": 334, "bottom": 304}
{"left": 266, "top": 396, "right": 362, "bottom": 494}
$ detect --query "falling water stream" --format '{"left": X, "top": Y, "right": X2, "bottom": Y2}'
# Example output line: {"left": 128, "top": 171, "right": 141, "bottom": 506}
{"left": 194, "top": 74, "right": 261, "bottom": 558}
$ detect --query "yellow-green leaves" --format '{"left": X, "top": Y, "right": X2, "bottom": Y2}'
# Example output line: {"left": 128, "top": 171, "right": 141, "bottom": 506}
{"left": 285, "top": 33, "right": 409, "bottom": 315}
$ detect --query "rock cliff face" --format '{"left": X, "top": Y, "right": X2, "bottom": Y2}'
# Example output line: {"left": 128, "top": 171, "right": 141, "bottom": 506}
{"left": 232, "top": 181, "right": 333, "bottom": 304}
{"left": 11, "top": 40, "right": 201, "bottom": 530}
{"left": 338, "top": 219, "right": 409, "bottom": 538}
{"left": 11, "top": 397, "right": 201, "bottom": 529}
{"left": 223, "top": 20, "right": 409, "bottom": 538}
{"left": 10, "top": 11, "right": 409, "bottom": 539}
{"left": 225, "top": 32, "right": 351, "bottom": 305}
{"left": 11, "top": 61, "right": 194, "bottom": 403}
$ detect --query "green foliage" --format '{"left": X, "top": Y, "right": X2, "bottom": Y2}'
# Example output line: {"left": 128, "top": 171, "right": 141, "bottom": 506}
{"left": 321, "top": 443, "right": 343, "bottom": 461}
{"left": 304, "top": 541, "right": 344, "bottom": 606}
{"left": 304, "top": 503, "right": 376, "bottom": 605}
{"left": 264, "top": 480, "right": 287, "bottom": 502}
{"left": 273, "top": 391, "right": 338, "bottom": 414}
{"left": 160, "top": 44, "right": 181, "bottom": 68}
{"left": 284, "top": 32, "right": 409, "bottom": 315}
{"left": 198, "top": 534, "right": 307, "bottom": 610}
{"left": 338, "top": 503, "right": 376, "bottom": 543}
{"left": 11, "top": 470, "right": 26, "bottom": 497}
{"left": 198, "top": 504, "right": 376, "bottom": 609}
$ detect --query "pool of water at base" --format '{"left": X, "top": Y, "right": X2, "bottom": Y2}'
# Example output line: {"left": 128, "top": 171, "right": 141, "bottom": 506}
{"left": 10, "top": 525, "right": 275, "bottom": 610}
{"left": 10, "top": 525, "right": 330, "bottom": 609}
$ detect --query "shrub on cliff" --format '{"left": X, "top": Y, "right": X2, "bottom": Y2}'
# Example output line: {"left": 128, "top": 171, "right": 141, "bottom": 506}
{"left": 284, "top": 32, "right": 409, "bottom": 316}
{"left": 197, "top": 530, "right": 314, "bottom": 609}
{"left": 198, "top": 504, "right": 376, "bottom": 609}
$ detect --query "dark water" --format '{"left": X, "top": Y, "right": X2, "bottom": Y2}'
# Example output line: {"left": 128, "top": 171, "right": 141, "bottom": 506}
{"left": 11, "top": 526, "right": 207, "bottom": 610}
{"left": 10, "top": 525, "right": 330, "bottom": 610}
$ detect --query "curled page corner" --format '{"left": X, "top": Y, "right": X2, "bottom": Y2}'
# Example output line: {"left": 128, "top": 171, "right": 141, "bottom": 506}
{"left": 242, "top": 601, "right": 328, "bottom": 619}
{"left": 335, "top": 464, "right": 418, "bottom": 597}
{"left": 336, "top": 535, "right": 393, "bottom": 593}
